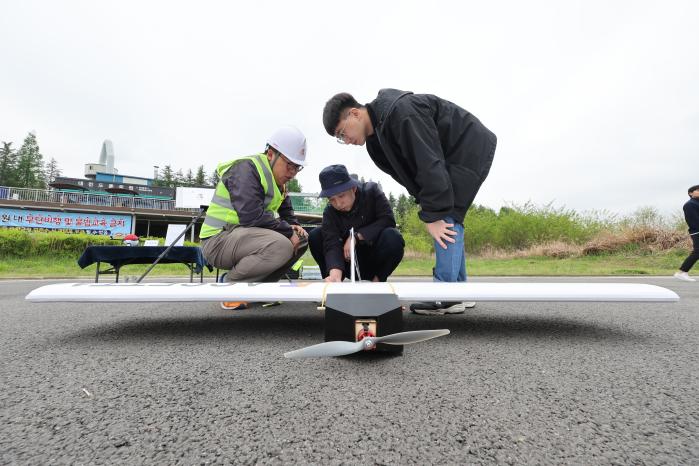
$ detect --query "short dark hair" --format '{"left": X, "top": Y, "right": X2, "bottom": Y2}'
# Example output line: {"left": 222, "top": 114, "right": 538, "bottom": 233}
{"left": 322, "top": 93, "right": 362, "bottom": 136}
{"left": 689, "top": 185, "right": 699, "bottom": 195}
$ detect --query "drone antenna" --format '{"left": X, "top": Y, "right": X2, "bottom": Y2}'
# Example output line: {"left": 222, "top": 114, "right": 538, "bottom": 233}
{"left": 349, "top": 228, "right": 361, "bottom": 282}
{"left": 350, "top": 228, "right": 355, "bottom": 283}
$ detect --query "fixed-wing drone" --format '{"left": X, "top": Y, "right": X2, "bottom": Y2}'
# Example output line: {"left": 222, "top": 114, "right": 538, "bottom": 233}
{"left": 25, "top": 233, "right": 680, "bottom": 358}
{"left": 25, "top": 279, "right": 680, "bottom": 358}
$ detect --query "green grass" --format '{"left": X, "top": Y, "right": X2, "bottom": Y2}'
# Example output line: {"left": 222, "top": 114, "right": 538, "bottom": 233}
{"left": 462, "top": 250, "right": 685, "bottom": 276}
{"left": 0, "top": 255, "right": 207, "bottom": 279}
{"left": 302, "top": 249, "right": 686, "bottom": 276}
{"left": 1, "top": 202, "right": 687, "bottom": 279}
{"left": 3, "top": 249, "right": 686, "bottom": 279}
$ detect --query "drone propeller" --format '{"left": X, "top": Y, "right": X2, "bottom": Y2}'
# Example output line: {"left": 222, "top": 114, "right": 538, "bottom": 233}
{"left": 373, "top": 329, "right": 450, "bottom": 345}
{"left": 283, "top": 329, "right": 450, "bottom": 359}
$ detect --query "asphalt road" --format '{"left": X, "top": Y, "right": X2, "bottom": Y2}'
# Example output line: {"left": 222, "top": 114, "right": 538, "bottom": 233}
{"left": 1, "top": 277, "right": 697, "bottom": 464}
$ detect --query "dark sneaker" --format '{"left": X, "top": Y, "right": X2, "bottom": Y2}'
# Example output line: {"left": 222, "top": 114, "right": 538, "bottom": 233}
{"left": 440, "top": 302, "right": 467, "bottom": 314}
{"left": 410, "top": 301, "right": 468, "bottom": 315}
{"left": 410, "top": 302, "right": 447, "bottom": 315}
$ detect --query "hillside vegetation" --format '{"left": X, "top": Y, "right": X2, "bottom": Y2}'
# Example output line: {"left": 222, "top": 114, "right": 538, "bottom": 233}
{"left": 0, "top": 203, "right": 691, "bottom": 277}
{"left": 399, "top": 202, "right": 689, "bottom": 259}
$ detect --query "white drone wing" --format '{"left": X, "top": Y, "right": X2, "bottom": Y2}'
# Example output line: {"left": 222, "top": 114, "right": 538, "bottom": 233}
{"left": 25, "top": 281, "right": 679, "bottom": 303}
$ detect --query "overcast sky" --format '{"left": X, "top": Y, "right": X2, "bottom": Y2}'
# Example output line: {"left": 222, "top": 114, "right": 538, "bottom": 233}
{"left": 1, "top": 1, "right": 697, "bottom": 217}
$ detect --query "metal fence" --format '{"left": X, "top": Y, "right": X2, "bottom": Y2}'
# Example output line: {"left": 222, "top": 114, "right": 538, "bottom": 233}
{"left": 0, "top": 185, "right": 324, "bottom": 215}
{"left": 288, "top": 193, "right": 326, "bottom": 216}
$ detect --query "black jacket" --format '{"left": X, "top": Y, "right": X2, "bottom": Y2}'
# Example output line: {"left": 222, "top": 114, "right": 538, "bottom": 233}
{"left": 365, "top": 88, "right": 497, "bottom": 224}
{"left": 684, "top": 198, "right": 699, "bottom": 235}
{"left": 321, "top": 181, "right": 396, "bottom": 271}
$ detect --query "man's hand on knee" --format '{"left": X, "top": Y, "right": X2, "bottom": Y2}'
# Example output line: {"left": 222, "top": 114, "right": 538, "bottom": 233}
{"left": 426, "top": 220, "right": 457, "bottom": 250}
{"left": 291, "top": 225, "right": 307, "bottom": 240}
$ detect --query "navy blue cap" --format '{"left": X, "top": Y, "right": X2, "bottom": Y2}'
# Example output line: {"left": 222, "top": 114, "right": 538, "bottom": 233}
{"left": 318, "top": 164, "right": 359, "bottom": 198}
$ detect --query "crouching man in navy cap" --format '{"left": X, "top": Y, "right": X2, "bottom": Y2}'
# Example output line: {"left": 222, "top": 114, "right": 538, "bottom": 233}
{"left": 309, "top": 164, "right": 404, "bottom": 282}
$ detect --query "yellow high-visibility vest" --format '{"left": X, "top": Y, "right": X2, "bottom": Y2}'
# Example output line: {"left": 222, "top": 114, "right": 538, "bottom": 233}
{"left": 200, "top": 153, "right": 284, "bottom": 239}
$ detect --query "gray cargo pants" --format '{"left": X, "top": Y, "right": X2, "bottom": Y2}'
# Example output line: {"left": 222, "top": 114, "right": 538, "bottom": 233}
{"left": 201, "top": 225, "right": 308, "bottom": 282}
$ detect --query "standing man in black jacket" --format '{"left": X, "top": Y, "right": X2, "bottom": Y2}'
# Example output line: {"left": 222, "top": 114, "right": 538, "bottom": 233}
{"left": 674, "top": 184, "right": 699, "bottom": 282}
{"left": 309, "top": 164, "right": 404, "bottom": 282}
{"left": 322, "top": 89, "right": 496, "bottom": 314}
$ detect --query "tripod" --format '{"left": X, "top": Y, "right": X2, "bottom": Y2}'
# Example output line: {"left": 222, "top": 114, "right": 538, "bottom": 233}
{"left": 136, "top": 205, "right": 208, "bottom": 283}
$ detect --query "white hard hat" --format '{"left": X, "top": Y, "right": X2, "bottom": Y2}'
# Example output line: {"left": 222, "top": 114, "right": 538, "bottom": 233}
{"left": 266, "top": 126, "right": 307, "bottom": 166}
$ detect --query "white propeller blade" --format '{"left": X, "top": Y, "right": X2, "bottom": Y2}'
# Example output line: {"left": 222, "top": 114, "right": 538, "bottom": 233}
{"left": 283, "top": 329, "right": 450, "bottom": 359}
{"left": 284, "top": 340, "right": 365, "bottom": 359}
{"left": 375, "top": 329, "right": 450, "bottom": 345}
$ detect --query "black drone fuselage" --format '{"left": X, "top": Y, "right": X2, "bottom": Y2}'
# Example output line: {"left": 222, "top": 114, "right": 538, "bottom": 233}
{"left": 324, "top": 292, "right": 404, "bottom": 354}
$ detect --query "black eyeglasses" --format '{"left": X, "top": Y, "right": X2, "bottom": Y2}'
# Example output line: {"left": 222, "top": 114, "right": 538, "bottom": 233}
{"left": 280, "top": 154, "right": 303, "bottom": 173}
{"left": 335, "top": 113, "right": 351, "bottom": 145}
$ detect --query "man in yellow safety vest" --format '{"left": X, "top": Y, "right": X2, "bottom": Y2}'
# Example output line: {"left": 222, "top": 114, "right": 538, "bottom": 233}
{"left": 200, "top": 126, "right": 309, "bottom": 310}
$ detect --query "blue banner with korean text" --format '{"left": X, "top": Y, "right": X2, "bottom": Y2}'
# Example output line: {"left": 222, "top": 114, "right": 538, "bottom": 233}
{"left": 0, "top": 207, "right": 132, "bottom": 237}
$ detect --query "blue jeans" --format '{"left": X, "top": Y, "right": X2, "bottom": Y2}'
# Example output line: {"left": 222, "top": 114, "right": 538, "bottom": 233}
{"left": 433, "top": 216, "right": 466, "bottom": 282}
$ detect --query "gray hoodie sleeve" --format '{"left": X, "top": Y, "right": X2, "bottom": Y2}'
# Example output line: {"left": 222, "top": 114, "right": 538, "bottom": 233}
{"left": 223, "top": 160, "right": 293, "bottom": 238}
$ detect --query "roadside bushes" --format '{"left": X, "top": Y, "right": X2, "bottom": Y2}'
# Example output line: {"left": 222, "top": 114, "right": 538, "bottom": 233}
{"left": 0, "top": 229, "right": 200, "bottom": 258}
{"left": 472, "top": 202, "right": 606, "bottom": 251}
{"left": 398, "top": 202, "right": 606, "bottom": 255}
{"left": 398, "top": 205, "right": 435, "bottom": 255}
{"left": 0, "top": 229, "right": 119, "bottom": 258}
{"left": 0, "top": 229, "right": 34, "bottom": 257}
{"left": 579, "top": 207, "right": 689, "bottom": 256}
{"left": 1, "top": 203, "right": 688, "bottom": 260}
{"left": 397, "top": 202, "right": 687, "bottom": 258}
{"left": 582, "top": 226, "right": 689, "bottom": 256}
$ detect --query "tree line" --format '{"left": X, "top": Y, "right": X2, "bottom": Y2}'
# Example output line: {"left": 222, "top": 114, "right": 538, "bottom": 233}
{"left": 0, "top": 132, "right": 304, "bottom": 193}
{"left": 0, "top": 132, "right": 457, "bottom": 246}
{"left": 152, "top": 165, "right": 302, "bottom": 193}
{"left": 0, "top": 131, "right": 410, "bottom": 208}
{"left": 0, "top": 133, "right": 61, "bottom": 189}
{"left": 388, "top": 192, "right": 416, "bottom": 222}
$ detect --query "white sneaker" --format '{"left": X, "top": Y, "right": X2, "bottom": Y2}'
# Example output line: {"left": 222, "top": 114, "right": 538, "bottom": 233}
{"left": 673, "top": 271, "right": 696, "bottom": 282}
